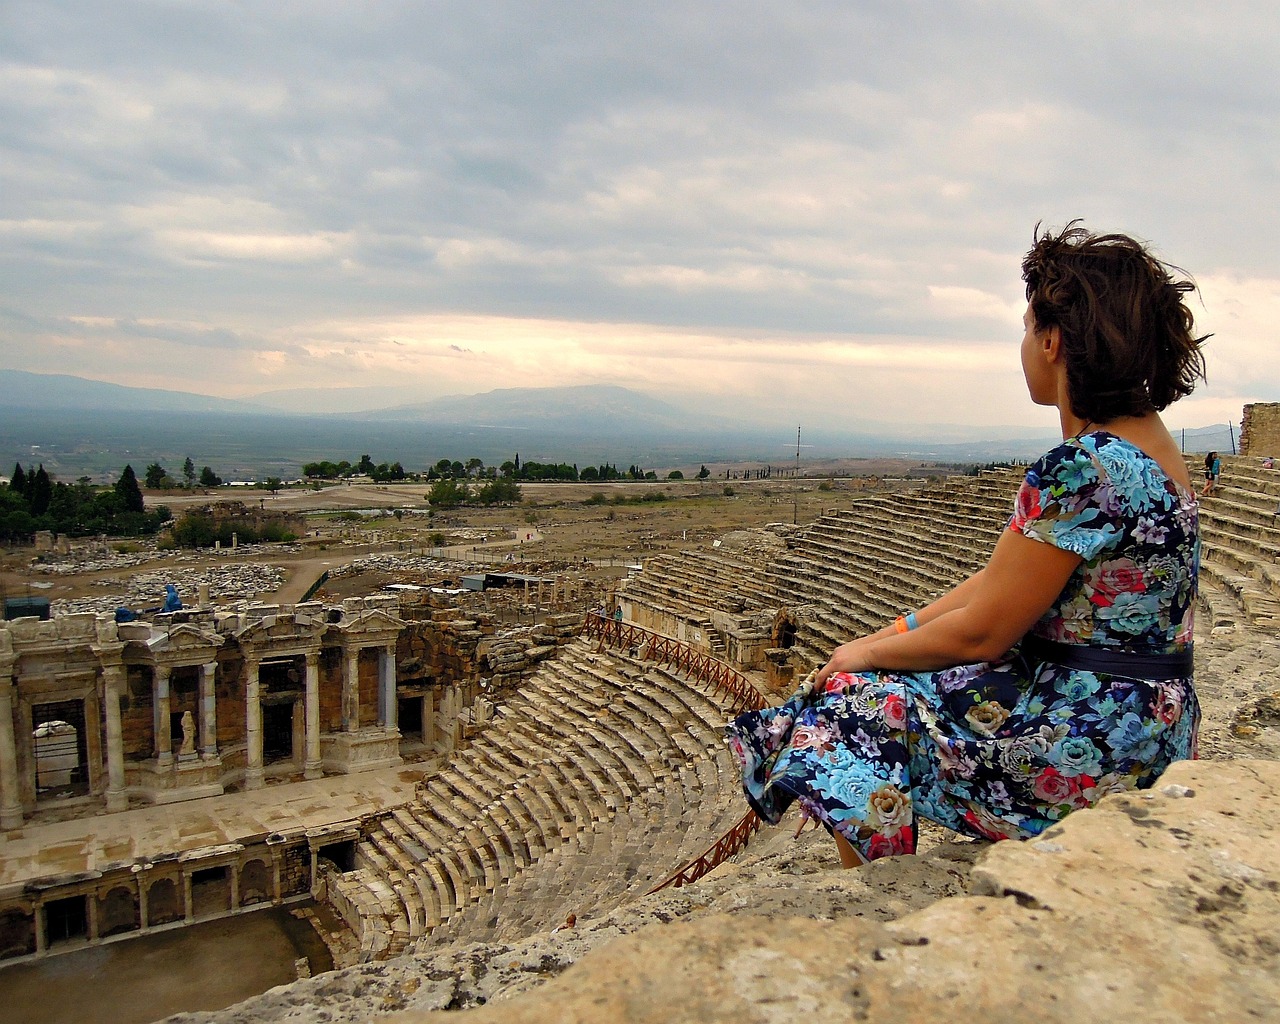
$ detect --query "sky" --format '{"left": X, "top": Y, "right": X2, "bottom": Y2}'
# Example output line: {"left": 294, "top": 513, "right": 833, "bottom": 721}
{"left": 2, "top": 2, "right": 1277, "bottom": 437}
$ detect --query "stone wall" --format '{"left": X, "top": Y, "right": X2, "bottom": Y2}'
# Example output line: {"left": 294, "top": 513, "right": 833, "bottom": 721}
{"left": 1240, "top": 401, "right": 1280, "bottom": 456}
{"left": 170, "top": 759, "right": 1280, "bottom": 1024}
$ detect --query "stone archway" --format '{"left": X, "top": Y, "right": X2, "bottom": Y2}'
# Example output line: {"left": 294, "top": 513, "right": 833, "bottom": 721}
{"left": 147, "top": 877, "right": 182, "bottom": 926}
{"left": 97, "top": 886, "right": 138, "bottom": 937}
{"left": 0, "top": 908, "right": 35, "bottom": 960}
{"left": 240, "top": 859, "right": 271, "bottom": 906}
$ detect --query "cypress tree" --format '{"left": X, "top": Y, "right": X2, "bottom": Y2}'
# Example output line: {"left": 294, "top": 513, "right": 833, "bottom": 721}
{"left": 31, "top": 465, "right": 52, "bottom": 516}
{"left": 115, "top": 464, "right": 145, "bottom": 514}
{"left": 10, "top": 463, "right": 26, "bottom": 495}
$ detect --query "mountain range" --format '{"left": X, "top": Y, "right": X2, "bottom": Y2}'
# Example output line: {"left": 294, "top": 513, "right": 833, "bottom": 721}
{"left": 0, "top": 369, "right": 1236, "bottom": 482}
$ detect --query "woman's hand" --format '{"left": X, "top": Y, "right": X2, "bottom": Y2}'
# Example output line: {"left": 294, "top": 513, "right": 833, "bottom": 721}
{"left": 816, "top": 639, "right": 878, "bottom": 688}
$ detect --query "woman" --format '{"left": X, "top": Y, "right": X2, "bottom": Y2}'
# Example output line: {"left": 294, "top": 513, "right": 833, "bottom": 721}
{"left": 727, "top": 223, "right": 1208, "bottom": 866}
{"left": 1203, "top": 451, "right": 1221, "bottom": 495}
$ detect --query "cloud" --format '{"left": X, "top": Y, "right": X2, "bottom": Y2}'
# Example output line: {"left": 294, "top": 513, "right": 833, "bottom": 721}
{"left": 0, "top": 2, "right": 1275, "bottom": 432}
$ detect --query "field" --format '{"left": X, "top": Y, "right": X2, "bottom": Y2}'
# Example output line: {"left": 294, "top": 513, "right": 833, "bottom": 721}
{"left": 0, "top": 460, "right": 942, "bottom": 610}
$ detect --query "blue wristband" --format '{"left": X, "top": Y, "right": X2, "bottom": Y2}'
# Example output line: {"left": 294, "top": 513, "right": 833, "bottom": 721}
{"left": 904, "top": 612, "right": 919, "bottom": 631}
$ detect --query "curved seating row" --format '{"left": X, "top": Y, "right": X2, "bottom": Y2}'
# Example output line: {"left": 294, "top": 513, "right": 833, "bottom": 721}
{"left": 333, "top": 637, "right": 743, "bottom": 958}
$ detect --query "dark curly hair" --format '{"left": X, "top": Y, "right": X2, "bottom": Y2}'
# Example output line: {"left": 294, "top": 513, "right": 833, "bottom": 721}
{"left": 1022, "top": 221, "right": 1208, "bottom": 422}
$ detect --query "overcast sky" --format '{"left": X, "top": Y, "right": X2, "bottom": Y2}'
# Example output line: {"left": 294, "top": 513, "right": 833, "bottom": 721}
{"left": 2, "top": 2, "right": 1276, "bottom": 435}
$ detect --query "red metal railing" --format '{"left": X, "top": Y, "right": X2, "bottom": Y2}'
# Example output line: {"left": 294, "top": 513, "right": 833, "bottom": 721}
{"left": 644, "top": 809, "right": 763, "bottom": 894}
{"left": 581, "top": 613, "right": 769, "bottom": 892}
{"left": 582, "top": 612, "right": 766, "bottom": 713}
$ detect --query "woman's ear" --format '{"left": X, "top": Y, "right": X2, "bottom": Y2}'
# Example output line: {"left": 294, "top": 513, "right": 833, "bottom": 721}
{"left": 1042, "top": 325, "right": 1063, "bottom": 364}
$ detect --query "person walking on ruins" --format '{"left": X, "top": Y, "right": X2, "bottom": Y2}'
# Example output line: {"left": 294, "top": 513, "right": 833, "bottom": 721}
{"left": 728, "top": 223, "right": 1207, "bottom": 867}
{"left": 1202, "top": 451, "right": 1221, "bottom": 495}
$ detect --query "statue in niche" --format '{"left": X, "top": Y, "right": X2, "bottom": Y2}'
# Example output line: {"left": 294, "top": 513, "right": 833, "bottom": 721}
{"left": 179, "top": 710, "right": 196, "bottom": 757}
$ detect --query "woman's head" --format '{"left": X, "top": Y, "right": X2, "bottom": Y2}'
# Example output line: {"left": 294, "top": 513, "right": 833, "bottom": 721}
{"left": 1021, "top": 222, "right": 1208, "bottom": 422}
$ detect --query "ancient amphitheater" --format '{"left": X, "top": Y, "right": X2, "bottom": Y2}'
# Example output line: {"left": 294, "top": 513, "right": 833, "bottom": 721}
{"left": 2, "top": 411, "right": 1280, "bottom": 1022}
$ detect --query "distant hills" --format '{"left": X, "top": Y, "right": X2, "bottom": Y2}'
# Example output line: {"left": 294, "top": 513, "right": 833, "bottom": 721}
{"left": 0, "top": 369, "right": 1235, "bottom": 482}
{"left": 0, "top": 368, "right": 264, "bottom": 415}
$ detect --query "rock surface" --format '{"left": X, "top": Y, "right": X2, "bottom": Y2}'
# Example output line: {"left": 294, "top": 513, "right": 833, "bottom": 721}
{"left": 167, "top": 759, "right": 1280, "bottom": 1024}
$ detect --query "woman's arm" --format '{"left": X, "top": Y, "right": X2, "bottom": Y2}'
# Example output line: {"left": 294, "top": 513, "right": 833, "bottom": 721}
{"left": 826, "top": 569, "right": 990, "bottom": 654}
{"left": 816, "top": 530, "right": 1080, "bottom": 684}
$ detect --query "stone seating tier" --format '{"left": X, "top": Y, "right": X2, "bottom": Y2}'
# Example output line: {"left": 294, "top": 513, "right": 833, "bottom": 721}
{"left": 334, "top": 637, "right": 746, "bottom": 957}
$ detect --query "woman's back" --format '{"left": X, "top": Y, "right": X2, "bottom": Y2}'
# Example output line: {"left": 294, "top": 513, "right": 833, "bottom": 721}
{"left": 1011, "top": 430, "right": 1197, "bottom": 651}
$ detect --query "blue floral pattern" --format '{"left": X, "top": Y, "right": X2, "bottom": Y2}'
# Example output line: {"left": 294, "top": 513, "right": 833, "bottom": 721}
{"left": 727, "top": 432, "right": 1200, "bottom": 859}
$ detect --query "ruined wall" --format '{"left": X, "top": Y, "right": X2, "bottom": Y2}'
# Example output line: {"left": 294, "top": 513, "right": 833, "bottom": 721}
{"left": 358, "top": 648, "right": 379, "bottom": 724}
{"left": 397, "top": 608, "right": 489, "bottom": 690}
{"left": 483, "top": 614, "right": 581, "bottom": 694}
{"left": 216, "top": 653, "right": 247, "bottom": 750}
{"left": 122, "top": 665, "right": 154, "bottom": 760}
{"left": 1240, "top": 402, "right": 1280, "bottom": 456}
{"left": 320, "top": 648, "right": 344, "bottom": 731}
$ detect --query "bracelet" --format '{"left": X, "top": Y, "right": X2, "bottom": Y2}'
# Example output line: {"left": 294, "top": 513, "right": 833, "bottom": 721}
{"left": 905, "top": 611, "right": 920, "bottom": 631}
{"left": 895, "top": 612, "right": 920, "bottom": 634}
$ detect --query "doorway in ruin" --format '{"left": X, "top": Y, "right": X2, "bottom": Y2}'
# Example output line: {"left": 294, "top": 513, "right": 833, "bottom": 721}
{"left": 32, "top": 700, "right": 89, "bottom": 800}
{"left": 44, "top": 895, "right": 87, "bottom": 946}
{"left": 260, "top": 659, "right": 302, "bottom": 766}
{"left": 398, "top": 696, "right": 423, "bottom": 741}
{"left": 190, "top": 866, "right": 231, "bottom": 919}
{"left": 317, "top": 840, "right": 355, "bottom": 872}
{"left": 261, "top": 701, "right": 297, "bottom": 765}
{"left": 771, "top": 611, "right": 799, "bottom": 650}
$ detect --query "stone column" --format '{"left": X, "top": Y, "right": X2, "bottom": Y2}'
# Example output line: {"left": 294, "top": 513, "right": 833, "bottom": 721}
{"left": 34, "top": 902, "right": 47, "bottom": 953}
{"left": 0, "top": 678, "right": 23, "bottom": 830}
{"left": 443, "top": 685, "right": 458, "bottom": 752}
{"left": 102, "top": 666, "right": 127, "bottom": 812}
{"left": 154, "top": 666, "right": 173, "bottom": 767}
{"left": 422, "top": 693, "right": 435, "bottom": 749}
{"left": 303, "top": 652, "right": 321, "bottom": 780}
{"left": 87, "top": 893, "right": 100, "bottom": 941}
{"left": 245, "top": 656, "right": 264, "bottom": 790}
{"left": 343, "top": 650, "right": 360, "bottom": 731}
{"left": 379, "top": 644, "right": 397, "bottom": 732}
{"left": 199, "top": 661, "right": 218, "bottom": 761}
{"left": 137, "top": 873, "right": 151, "bottom": 930}
{"left": 183, "top": 872, "right": 195, "bottom": 923}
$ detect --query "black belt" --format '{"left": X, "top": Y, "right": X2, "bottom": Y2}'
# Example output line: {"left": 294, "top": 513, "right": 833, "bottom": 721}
{"left": 1020, "top": 634, "right": 1193, "bottom": 680}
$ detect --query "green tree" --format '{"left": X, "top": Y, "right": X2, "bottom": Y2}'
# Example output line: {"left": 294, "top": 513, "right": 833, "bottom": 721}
{"left": 426, "top": 477, "right": 470, "bottom": 507}
{"left": 116, "top": 465, "right": 146, "bottom": 514}
{"left": 477, "top": 477, "right": 522, "bottom": 505}
{"left": 144, "top": 462, "right": 167, "bottom": 489}
{"left": 30, "top": 465, "right": 52, "bottom": 516}
{"left": 697, "top": 465, "right": 710, "bottom": 480}
{"left": 667, "top": 470, "right": 684, "bottom": 480}
{"left": 199, "top": 466, "right": 222, "bottom": 487}
{"left": 358, "top": 454, "right": 375, "bottom": 475}
{"left": 10, "top": 463, "right": 26, "bottom": 494}
{"left": 264, "top": 476, "right": 283, "bottom": 496}
{"left": 183, "top": 457, "right": 196, "bottom": 487}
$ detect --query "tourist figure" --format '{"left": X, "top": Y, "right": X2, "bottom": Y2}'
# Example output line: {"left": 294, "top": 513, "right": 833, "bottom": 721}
{"left": 550, "top": 912, "right": 576, "bottom": 934}
{"left": 728, "top": 223, "right": 1206, "bottom": 867}
{"left": 1202, "top": 451, "right": 1221, "bottom": 495}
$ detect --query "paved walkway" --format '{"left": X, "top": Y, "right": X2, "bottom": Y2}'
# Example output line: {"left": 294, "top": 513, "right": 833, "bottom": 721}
{"left": 0, "top": 763, "right": 433, "bottom": 890}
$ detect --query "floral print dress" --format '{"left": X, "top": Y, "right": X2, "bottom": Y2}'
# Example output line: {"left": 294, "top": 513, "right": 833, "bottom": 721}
{"left": 726, "top": 431, "right": 1200, "bottom": 860}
